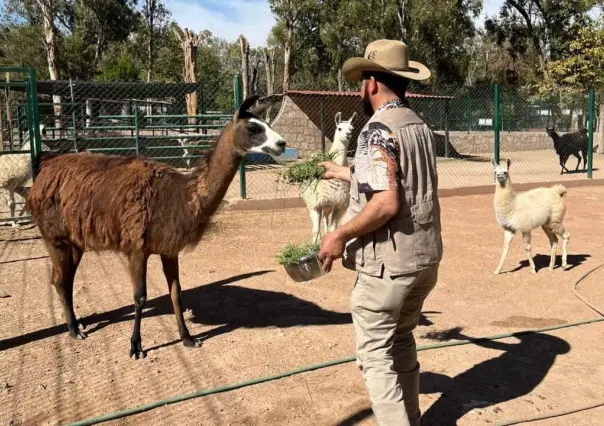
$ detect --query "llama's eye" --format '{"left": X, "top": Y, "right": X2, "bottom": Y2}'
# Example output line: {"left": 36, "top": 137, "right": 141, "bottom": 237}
{"left": 246, "top": 121, "right": 264, "bottom": 135}
{"left": 338, "top": 127, "right": 341, "bottom": 131}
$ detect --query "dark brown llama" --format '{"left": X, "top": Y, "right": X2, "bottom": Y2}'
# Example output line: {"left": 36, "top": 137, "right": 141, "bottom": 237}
{"left": 26, "top": 95, "right": 286, "bottom": 359}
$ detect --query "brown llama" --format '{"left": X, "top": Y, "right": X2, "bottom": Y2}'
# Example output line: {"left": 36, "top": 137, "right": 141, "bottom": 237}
{"left": 26, "top": 95, "right": 286, "bottom": 360}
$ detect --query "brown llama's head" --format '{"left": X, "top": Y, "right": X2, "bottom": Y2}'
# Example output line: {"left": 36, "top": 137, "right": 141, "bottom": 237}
{"left": 230, "top": 95, "right": 286, "bottom": 156}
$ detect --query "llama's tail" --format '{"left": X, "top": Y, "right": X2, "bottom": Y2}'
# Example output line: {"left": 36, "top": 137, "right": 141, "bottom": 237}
{"left": 552, "top": 184, "right": 567, "bottom": 197}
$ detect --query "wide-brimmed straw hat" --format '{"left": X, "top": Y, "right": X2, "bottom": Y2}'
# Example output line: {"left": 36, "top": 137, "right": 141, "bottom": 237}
{"left": 342, "top": 39, "right": 431, "bottom": 82}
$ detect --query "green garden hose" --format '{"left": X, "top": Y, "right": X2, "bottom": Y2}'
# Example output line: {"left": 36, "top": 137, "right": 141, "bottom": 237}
{"left": 69, "top": 264, "right": 604, "bottom": 426}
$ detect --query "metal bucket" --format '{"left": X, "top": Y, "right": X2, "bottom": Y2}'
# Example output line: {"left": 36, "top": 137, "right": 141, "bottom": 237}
{"left": 283, "top": 254, "right": 325, "bottom": 282}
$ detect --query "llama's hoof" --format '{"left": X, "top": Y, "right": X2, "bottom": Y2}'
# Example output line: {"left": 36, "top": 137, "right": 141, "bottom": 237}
{"left": 130, "top": 350, "right": 146, "bottom": 360}
{"left": 562, "top": 264, "right": 570, "bottom": 270}
{"left": 69, "top": 328, "right": 87, "bottom": 340}
{"left": 493, "top": 270, "right": 501, "bottom": 275}
{"left": 130, "top": 340, "right": 145, "bottom": 360}
{"left": 548, "top": 266, "right": 555, "bottom": 271}
{"left": 531, "top": 268, "right": 537, "bottom": 274}
{"left": 76, "top": 320, "right": 86, "bottom": 331}
{"left": 183, "top": 337, "right": 202, "bottom": 348}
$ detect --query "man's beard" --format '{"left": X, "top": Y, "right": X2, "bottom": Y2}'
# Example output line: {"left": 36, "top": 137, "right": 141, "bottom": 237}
{"left": 362, "top": 90, "right": 374, "bottom": 117}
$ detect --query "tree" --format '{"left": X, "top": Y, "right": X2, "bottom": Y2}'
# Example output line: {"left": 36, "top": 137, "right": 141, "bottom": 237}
{"left": 540, "top": 18, "right": 604, "bottom": 153}
{"left": 140, "top": 0, "right": 171, "bottom": 82}
{"left": 486, "top": 0, "right": 598, "bottom": 75}
{"left": 268, "top": 0, "right": 315, "bottom": 91}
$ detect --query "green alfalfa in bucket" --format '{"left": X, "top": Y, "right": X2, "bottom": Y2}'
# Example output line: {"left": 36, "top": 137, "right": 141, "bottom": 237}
{"left": 276, "top": 242, "right": 320, "bottom": 265}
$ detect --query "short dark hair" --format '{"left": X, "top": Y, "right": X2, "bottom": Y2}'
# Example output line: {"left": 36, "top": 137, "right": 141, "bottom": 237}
{"left": 362, "top": 71, "right": 410, "bottom": 100}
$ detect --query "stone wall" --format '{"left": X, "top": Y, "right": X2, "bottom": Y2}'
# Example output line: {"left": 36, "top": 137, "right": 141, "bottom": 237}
{"left": 271, "top": 96, "right": 325, "bottom": 157}
{"left": 272, "top": 96, "right": 581, "bottom": 157}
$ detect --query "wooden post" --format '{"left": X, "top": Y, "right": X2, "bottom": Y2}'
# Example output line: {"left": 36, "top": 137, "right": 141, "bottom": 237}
{"left": 174, "top": 26, "right": 202, "bottom": 125}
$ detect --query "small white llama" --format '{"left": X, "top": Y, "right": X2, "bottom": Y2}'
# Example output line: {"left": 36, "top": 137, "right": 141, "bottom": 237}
{"left": 301, "top": 111, "right": 356, "bottom": 244}
{"left": 492, "top": 158, "right": 570, "bottom": 274}
{"left": 1, "top": 124, "right": 47, "bottom": 226}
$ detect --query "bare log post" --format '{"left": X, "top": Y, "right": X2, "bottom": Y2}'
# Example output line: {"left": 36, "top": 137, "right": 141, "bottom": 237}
{"left": 174, "top": 27, "right": 202, "bottom": 126}
{"left": 239, "top": 35, "right": 250, "bottom": 98}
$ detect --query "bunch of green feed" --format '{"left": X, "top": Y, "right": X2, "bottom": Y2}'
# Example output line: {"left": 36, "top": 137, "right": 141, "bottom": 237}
{"left": 278, "top": 151, "right": 336, "bottom": 187}
{"left": 276, "top": 242, "right": 320, "bottom": 265}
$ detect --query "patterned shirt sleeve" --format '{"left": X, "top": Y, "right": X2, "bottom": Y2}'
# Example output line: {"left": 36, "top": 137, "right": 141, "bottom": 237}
{"left": 357, "top": 122, "right": 400, "bottom": 193}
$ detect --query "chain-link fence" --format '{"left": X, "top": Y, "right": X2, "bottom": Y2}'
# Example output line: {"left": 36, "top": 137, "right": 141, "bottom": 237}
{"left": 1, "top": 68, "right": 602, "bottom": 217}
{"left": 241, "top": 81, "right": 602, "bottom": 200}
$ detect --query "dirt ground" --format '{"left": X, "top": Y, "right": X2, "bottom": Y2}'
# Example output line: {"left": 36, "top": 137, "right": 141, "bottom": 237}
{"left": 1, "top": 186, "right": 604, "bottom": 426}
{"left": 224, "top": 150, "right": 604, "bottom": 202}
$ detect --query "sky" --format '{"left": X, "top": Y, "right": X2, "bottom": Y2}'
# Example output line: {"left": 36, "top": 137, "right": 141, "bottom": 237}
{"left": 166, "top": 0, "right": 507, "bottom": 47}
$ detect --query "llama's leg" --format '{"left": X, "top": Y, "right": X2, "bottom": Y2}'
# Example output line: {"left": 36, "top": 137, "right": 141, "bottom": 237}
{"left": 128, "top": 250, "right": 149, "bottom": 360}
{"left": 551, "top": 223, "right": 571, "bottom": 269}
{"left": 4, "top": 190, "right": 17, "bottom": 226}
{"left": 560, "top": 154, "right": 570, "bottom": 174}
{"left": 310, "top": 208, "right": 321, "bottom": 244}
{"left": 522, "top": 231, "right": 537, "bottom": 274}
{"left": 542, "top": 226, "right": 559, "bottom": 271}
{"left": 13, "top": 186, "right": 30, "bottom": 222}
{"left": 160, "top": 255, "right": 201, "bottom": 348}
{"left": 46, "top": 241, "right": 86, "bottom": 339}
{"left": 494, "top": 229, "right": 515, "bottom": 275}
{"left": 322, "top": 209, "right": 330, "bottom": 237}
{"left": 574, "top": 153, "right": 581, "bottom": 171}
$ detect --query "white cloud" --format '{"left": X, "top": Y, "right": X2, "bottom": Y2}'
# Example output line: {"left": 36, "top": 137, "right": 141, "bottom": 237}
{"left": 165, "top": 0, "right": 276, "bottom": 47}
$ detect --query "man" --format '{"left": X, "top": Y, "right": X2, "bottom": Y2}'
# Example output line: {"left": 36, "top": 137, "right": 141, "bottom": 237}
{"left": 318, "top": 39, "right": 443, "bottom": 426}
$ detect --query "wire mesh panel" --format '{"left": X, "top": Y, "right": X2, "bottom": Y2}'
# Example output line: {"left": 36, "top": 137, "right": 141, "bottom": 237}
{"left": 0, "top": 68, "right": 40, "bottom": 227}
{"left": 36, "top": 80, "right": 236, "bottom": 171}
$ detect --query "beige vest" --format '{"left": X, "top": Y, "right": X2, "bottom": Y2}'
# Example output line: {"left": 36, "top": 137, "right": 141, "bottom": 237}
{"left": 342, "top": 106, "right": 443, "bottom": 276}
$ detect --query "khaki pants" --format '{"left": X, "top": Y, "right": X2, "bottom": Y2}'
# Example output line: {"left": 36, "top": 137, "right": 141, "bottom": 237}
{"left": 351, "top": 265, "right": 439, "bottom": 426}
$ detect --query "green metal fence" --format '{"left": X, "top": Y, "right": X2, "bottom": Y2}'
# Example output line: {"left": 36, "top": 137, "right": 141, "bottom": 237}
{"left": 0, "top": 69, "right": 601, "bottom": 226}
{"left": 0, "top": 67, "right": 43, "bottom": 226}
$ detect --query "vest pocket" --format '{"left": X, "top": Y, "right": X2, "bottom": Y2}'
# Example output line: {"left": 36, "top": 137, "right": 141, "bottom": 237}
{"left": 411, "top": 201, "right": 434, "bottom": 225}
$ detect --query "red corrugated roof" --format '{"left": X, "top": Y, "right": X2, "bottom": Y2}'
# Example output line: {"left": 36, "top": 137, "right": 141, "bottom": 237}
{"left": 286, "top": 90, "right": 453, "bottom": 100}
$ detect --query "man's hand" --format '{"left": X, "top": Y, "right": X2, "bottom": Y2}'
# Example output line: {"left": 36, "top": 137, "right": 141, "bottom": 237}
{"left": 320, "top": 161, "right": 351, "bottom": 182}
{"left": 318, "top": 230, "right": 346, "bottom": 273}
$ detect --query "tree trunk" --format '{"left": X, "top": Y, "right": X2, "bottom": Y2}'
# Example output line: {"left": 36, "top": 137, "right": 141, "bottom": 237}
{"left": 337, "top": 68, "right": 343, "bottom": 92}
{"left": 396, "top": 0, "right": 407, "bottom": 40}
{"left": 37, "top": 0, "right": 61, "bottom": 129}
{"left": 174, "top": 27, "right": 201, "bottom": 125}
{"left": 239, "top": 36, "right": 250, "bottom": 98}
{"left": 263, "top": 47, "right": 276, "bottom": 120}
{"left": 598, "top": 102, "right": 604, "bottom": 155}
{"left": 283, "top": 23, "right": 292, "bottom": 92}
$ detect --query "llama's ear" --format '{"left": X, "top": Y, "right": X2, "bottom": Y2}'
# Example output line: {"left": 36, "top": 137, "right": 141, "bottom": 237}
{"left": 335, "top": 112, "right": 341, "bottom": 126}
{"left": 506, "top": 158, "right": 511, "bottom": 168}
{"left": 491, "top": 156, "right": 497, "bottom": 168}
{"left": 233, "top": 95, "right": 260, "bottom": 121}
{"left": 351, "top": 111, "right": 357, "bottom": 122}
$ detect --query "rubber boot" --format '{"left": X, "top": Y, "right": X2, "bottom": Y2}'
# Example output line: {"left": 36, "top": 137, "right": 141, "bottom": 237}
{"left": 400, "top": 363, "right": 421, "bottom": 426}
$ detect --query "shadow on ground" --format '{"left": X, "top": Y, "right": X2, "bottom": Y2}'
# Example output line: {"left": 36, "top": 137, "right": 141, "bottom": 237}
{"left": 510, "top": 253, "right": 590, "bottom": 273}
{"left": 1, "top": 268, "right": 440, "bottom": 352}
{"left": 336, "top": 328, "right": 570, "bottom": 426}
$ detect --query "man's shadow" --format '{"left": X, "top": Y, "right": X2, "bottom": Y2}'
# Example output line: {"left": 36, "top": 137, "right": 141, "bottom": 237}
{"left": 419, "top": 327, "right": 571, "bottom": 425}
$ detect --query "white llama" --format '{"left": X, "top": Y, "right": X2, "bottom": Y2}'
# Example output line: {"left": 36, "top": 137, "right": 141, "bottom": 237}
{"left": 1, "top": 124, "right": 47, "bottom": 226}
{"left": 492, "top": 158, "right": 570, "bottom": 275}
{"left": 301, "top": 111, "right": 356, "bottom": 244}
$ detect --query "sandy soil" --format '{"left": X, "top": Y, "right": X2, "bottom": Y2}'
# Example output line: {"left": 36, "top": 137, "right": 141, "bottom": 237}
{"left": 1, "top": 186, "right": 604, "bottom": 426}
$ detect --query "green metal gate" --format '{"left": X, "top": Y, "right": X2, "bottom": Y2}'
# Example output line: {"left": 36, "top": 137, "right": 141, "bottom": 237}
{"left": 0, "top": 67, "right": 42, "bottom": 226}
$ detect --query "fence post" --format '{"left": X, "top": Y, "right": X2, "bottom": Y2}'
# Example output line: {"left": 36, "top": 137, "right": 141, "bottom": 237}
{"left": 28, "top": 67, "right": 42, "bottom": 179}
{"left": 69, "top": 79, "right": 79, "bottom": 153}
{"left": 444, "top": 100, "right": 450, "bottom": 158}
{"left": 588, "top": 88, "right": 595, "bottom": 179}
{"left": 234, "top": 74, "right": 246, "bottom": 199}
{"left": 494, "top": 84, "right": 501, "bottom": 164}
{"left": 134, "top": 101, "right": 140, "bottom": 155}
{"left": 466, "top": 87, "right": 471, "bottom": 134}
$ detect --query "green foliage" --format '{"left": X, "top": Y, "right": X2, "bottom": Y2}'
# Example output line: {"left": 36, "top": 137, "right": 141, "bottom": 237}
{"left": 278, "top": 151, "right": 335, "bottom": 186}
{"left": 540, "top": 18, "right": 604, "bottom": 94}
{"left": 98, "top": 44, "right": 142, "bottom": 81}
{"left": 276, "top": 242, "right": 320, "bottom": 265}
